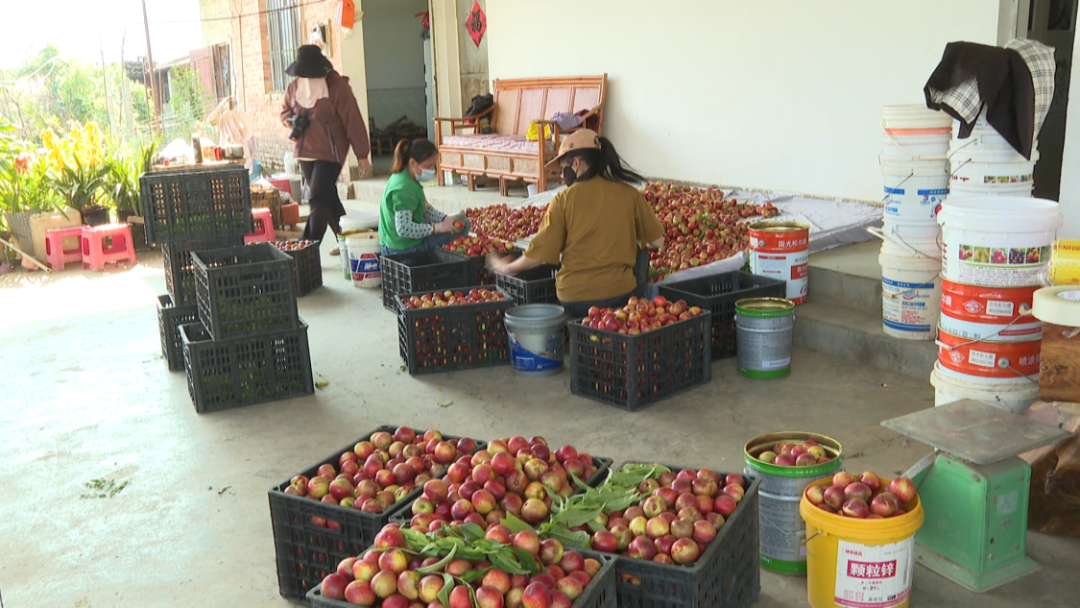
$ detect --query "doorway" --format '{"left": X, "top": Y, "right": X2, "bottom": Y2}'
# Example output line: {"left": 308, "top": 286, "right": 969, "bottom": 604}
{"left": 361, "top": 0, "right": 432, "bottom": 174}
{"left": 1027, "top": 0, "right": 1078, "bottom": 200}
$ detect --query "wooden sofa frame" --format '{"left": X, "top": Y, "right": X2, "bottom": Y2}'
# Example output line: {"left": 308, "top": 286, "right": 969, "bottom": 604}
{"left": 433, "top": 75, "right": 607, "bottom": 195}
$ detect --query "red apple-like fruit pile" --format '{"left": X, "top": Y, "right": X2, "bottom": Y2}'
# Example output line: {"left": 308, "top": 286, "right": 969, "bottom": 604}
{"left": 463, "top": 203, "right": 549, "bottom": 243}
{"left": 319, "top": 524, "right": 603, "bottom": 608}
{"left": 407, "top": 437, "right": 600, "bottom": 532}
{"left": 283, "top": 427, "right": 478, "bottom": 526}
{"left": 442, "top": 234, "right": 515, "bottom": 257}
{"left": 270, "top": 240, "right": 315, "bottom": 251}
{"left": 641, "top": 182, "right": 780, "bottom": 282}
{"left": 804, "top": 471, "right": 917, "bottom": 519}
{"left": 582, "top": 296, "right": 703, "bottom": 335}
{"left": 753, "top": 438, "right": 836, "bottom": 468}
{"left": 586, "top": 469, "right": 745, "bottom": 565}
{"left": 400, "top": 289, "right": 506, "bottom": 310}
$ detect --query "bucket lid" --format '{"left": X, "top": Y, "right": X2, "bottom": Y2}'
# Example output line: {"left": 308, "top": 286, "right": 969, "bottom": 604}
{"left": 735, "top": 297, "right": 794, "bottom": 317}
{"left": 748, "top": 220, "right": 809, "bottom": 234}
{"left": 506, "top": 304, "right": 567, "bottom": 323}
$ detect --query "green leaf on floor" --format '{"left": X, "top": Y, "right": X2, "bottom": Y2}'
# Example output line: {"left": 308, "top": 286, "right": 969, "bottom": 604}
{"left": 437, "top": 400, "right": 454, "bottom": 408}
{"left": 80, "top": 478, "right": 129, "bottom": 499}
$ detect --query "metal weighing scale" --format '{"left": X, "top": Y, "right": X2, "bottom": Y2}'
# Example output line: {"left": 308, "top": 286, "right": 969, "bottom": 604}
{"left": 881, "top": 400, "right": 1072, "bottom": 593}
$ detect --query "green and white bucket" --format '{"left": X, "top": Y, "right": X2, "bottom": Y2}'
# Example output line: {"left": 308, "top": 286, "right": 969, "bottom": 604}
{"left": 744, "top": 432, "right": 844, "bottom": 575}
{"left": 736, "top": 297, "right": 795, "bottom": 379}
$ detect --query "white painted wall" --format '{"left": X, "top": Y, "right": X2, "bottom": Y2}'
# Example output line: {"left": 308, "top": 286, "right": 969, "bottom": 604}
{"left": 362, "top": 0, "right": 429, "bottom": 130}
{"left": 486, "top": 0, "right": 1000, "bottom": 203}
{"left": 1058, "top": 38, "right": 1080, "bottom": 239}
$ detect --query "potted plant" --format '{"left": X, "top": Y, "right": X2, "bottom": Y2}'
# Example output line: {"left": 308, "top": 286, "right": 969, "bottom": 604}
{"left": 0, "top": 122, "right": 65, "bottom": 254}
{"left": 42, "top": 122, "right": 112, "bottom": 226}
{"left": 107, "top": 138, "right": 157, "bottom": 249}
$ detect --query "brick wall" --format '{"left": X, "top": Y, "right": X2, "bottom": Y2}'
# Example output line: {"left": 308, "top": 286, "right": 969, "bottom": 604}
{"left": 226, "top": 0, "right": 343, "bottom": 175}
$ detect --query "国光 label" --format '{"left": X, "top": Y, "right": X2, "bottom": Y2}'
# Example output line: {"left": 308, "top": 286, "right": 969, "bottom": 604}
{"left": 834, "top": 537, "right": 915, "bottom": 608}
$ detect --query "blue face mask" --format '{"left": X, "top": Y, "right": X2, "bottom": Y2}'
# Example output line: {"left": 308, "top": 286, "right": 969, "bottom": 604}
{"left": 418, "top": 168, "right": 437, "bottom": 183}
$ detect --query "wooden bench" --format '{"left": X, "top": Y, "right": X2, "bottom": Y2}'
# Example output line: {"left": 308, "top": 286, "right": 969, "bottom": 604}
{"left": 434, "top": 75, "right": 607, "bottom": 194}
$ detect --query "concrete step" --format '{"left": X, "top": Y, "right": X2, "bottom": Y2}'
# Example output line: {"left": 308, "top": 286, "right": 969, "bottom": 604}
{"left": 793, "top": 298, "right": 937, "bottom": 382}
{"left": 808, "top": 240, "right": 881, "bottom": 313}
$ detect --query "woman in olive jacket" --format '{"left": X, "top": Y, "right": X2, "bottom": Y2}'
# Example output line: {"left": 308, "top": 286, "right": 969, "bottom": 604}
{"left": 280, "top": 45, "right": 372, "bottom": 248}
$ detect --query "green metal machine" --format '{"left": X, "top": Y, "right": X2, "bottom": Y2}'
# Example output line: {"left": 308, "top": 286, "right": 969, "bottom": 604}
{"left": 882, "top": 400, "right": 1071, "bottom": 593}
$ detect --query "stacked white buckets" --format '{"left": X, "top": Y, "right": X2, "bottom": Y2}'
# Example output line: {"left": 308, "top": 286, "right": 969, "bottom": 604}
{"left": 932, "top": 197, "right": 1063, "bottom": 413}
{"left": 948, "top": 110, "right": 1039, "bottom": 198}
{"left": 876, "top": 105, "right": 952, "bottom": 340}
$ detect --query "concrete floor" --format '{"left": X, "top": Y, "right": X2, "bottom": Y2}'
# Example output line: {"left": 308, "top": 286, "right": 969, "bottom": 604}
{"left": 1, "top": 236, "right": 1078, "bottom": 607}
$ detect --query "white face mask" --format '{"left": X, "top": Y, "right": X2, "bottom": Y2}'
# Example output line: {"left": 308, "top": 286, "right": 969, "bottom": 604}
{"left": 418, "top": 168, "right": 437, "bottom": 183}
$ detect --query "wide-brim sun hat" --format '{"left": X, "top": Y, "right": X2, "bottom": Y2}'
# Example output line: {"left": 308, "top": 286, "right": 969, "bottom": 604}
{"left": 545, "top": 129, "right": 601, "bottom": 170}
{"left": 286, "top": 45, "right": 333, "bottom": 78}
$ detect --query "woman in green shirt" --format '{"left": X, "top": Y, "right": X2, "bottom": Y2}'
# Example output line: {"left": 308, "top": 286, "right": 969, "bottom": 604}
{"left": 378, "top": 139, "right": 470, "bottom": 255}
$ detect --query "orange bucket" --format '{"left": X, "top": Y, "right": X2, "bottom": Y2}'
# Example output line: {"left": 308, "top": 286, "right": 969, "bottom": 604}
{"left": 939, "top": 279, "right": 1042, "bottom": 341}
{"left": 749, "top": 221, "right": 810, "bottom": 305}
{"left": 936, "top": 329, "right": 1041, "bottom": 378}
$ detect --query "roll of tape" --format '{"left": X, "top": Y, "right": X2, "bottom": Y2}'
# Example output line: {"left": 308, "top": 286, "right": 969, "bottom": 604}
{"left": 1032, "top": 286, "right": 1080, "bottom": 326}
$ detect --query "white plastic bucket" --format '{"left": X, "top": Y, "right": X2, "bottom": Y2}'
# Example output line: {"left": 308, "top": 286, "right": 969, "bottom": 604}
{"left": 882, "top": 104, "right": 953, "bottom": 135}
{"left": 347, "top": 232, "right": 382, "bottom": 288}
{"left": 879, "top": 251, "right": 942, "bottom": 340}
{"left": 950, "top": 146, "right": 1038, "bottom": 189}
{"left": 880, "top": 158, "right": 949, "bottom": 221}
{"left": 938, "top": 197, "right": 1062, "bottom": 288}
{"left": 879, "top": 134, "right": 950, "bottom": 162}
{"left": 341, "top": 212, "right": 379, "bottom": 233}
{"left": 951, "top": 109, "right": 1020, "bottom": 149}
{"left": 929, "top": 362, "right": 1039, "bottom": 414}
{"left": 947, "top": 181, "right": 1034, "bottom": 198}
{"left": 505, "top": 304, "right": 566, "bottom": 376}
{"left": 869, "top": 224, "right": 942, "bottom": 260}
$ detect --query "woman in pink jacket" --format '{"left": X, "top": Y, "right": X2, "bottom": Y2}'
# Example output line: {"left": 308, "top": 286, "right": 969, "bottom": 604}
{"left": 280, "top": 45, "right": 372, "bottom": 249}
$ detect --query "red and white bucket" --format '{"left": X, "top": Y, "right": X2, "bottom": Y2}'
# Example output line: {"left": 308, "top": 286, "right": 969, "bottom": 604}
{"left": 936, "top": 329, "right": 1041, "bottom": 379}
{"left": 939, "top": 279, "right": 1042, "bottom": 341}
{"left": 749, "top": 221, "right": 809, "bottom": 305}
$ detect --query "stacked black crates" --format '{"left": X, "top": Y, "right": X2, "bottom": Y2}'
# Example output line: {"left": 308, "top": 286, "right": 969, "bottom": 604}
{"left": 146, "top": 166, "right": 251, "bottom": 372}
{"left": 142, "top": 166, "right": 314, "bottom": 413}
{"left": 183, "top": 243, "right": 314, "bottom": 413}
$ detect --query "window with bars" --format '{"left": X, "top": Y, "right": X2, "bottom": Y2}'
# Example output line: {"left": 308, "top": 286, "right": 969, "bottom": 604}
{"left": 266, "top": 0, "right": 301, "bottom": 91}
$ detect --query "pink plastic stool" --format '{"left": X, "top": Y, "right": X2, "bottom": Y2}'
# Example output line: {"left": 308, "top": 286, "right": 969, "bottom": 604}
{"left": 81, "top": 224, "right": 137, "bottom": 271}
{"left": 244, "top": 207, "right": 276, "bottom": 244}
{"left": 45, "top": 225, "right": 85, "bottom": 270}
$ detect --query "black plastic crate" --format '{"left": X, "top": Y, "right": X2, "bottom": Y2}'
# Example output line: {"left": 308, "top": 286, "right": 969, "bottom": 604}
{"left": 156, "top": 294, "right": 198, "bottom": 372}
{"left": 381, "top": 248, "right": 473, "bottom": 311}
{"left": 269, "top": 426, "right": 485, "bottom": 600}
{"left": 180, "top": 321, "right": 313, "bottom": 414}
{"left": 658, "top": 271, "right": 786, "bottom": 360}
{"left": 496, "top": 263, "right": 559, "bottom": 305}
{"left": 568, "top": 312, "right": 712, "bottom": 411}
{"left": 308, "top": 550, "right": 617, "bottom": 608}
{"left": 162, "top": 235, "right": 244, "bottom": 306}
{"left": 191, "top": 243, "right": 299, "bottom": 340}
{"left": 396, "top": 286, "right": 512, "bottom": 375}
{"left": 264, "top": 240, "right": 322, "bottom": 297}
{"left": 139, "top": 165, "right": 254, "bottom": 244}
{"left": 613, "top": 462, "right": 761, "bottom": 608}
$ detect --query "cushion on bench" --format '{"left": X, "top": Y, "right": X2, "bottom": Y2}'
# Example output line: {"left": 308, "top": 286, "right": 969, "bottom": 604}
{"left": 441, "top": 134, "right": 556, "bottom": 154}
